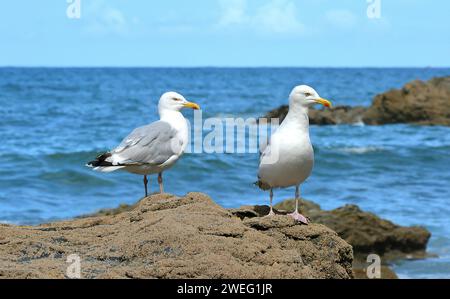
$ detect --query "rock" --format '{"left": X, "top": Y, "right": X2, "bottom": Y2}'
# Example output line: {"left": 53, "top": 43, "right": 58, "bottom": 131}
{"left": 0, "top": 193, "right": 353, "bottom": 279}
{"left": 263, "top": 105, "right": 367, "bottom": 125}
{"left": 309, "top": 106, "right": 367, "bottom": 125}
{"left": 79, "top": 203, "right": 135, "bottom": 217}
{"left": 264, "top": 105, "right": 289, "bottom": 124}
{"left": 271, "top": 199, "right": 430, "bottom": 259}
{"left": 352, "top": 264, "right": 398, "bottom": 279}
{"left": 363, "top": 76, "right": 450, "bottom": 126}
{"left": 231, "top": 198, "right": 430, "bottom": 279}
{"left": 263, "top": 76, "right": 450, "bottom": 126}
{"left": 312, "top": 205, "right": 430, "bottom": 259}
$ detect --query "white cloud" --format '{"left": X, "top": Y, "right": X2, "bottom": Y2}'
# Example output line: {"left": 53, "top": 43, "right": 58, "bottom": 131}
{"left": 82, "top": 0, "right": 130, "bottom": 35}
{"left": 254, "top": 0, "right": 304, "bottom": 33}
{"left": 217, "top": 0, "right": 304, "bottom": 35}
{"left": 325, "top": 9, "right": 357, "bottom": 28}
{"left": 102, "top": 8, "right": 127, "bottom": 33}
{"left": 218, "top": 0, "right": 247, "bottom": 26}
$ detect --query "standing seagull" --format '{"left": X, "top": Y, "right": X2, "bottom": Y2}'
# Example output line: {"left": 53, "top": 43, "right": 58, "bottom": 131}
{"left": 257, "top": 85, "right": 331, "bottom": 224}
{"left": 87, "top": 92, "right": 200, "bottom": 196}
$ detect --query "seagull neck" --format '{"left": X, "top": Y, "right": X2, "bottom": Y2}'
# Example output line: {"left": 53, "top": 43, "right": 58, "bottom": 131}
{"left": 285, "top": 105, "right": 310, "bottom": 129}
{"left": 159, "top": 109, "right": 189, "bottom": 152}
{"left": 159, "top": 109, "right": 186, "bottom": 128}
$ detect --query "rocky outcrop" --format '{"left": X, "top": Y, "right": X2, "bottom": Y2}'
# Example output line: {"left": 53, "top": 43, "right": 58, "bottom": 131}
{"left": 363, "top": 76, "right": 450, "bottom": 126}
{"left": 0, "top": 193, "right": 353, "bottom": 279}
{"left": 271, "top": 199, "right": 430, "bottom": 259}
{"left": 263, "top": 76, "right": 450, "bottom": 126}
{"left": 230, "top": 199, "right": 431, "bottom": 279}
{"left": 264, "top": 105, "right": 367, "bottom": 125}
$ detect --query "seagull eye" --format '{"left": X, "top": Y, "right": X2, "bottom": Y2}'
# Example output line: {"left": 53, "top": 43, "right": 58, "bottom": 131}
{"left": 173, "top": 98, "right": 182, "bottom": 102}
{"left": 304, "top": 92, "right": 312, "bottom": 97}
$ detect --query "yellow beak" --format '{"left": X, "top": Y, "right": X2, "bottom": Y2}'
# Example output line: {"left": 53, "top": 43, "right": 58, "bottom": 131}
{"left": 183, "top": 101, "right": 201, "bottom": 110}
{"left": 314, "top": 98, "right": 332, "bottom": 108}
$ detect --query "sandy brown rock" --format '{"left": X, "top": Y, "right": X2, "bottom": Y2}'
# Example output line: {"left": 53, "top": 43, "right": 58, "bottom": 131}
{"left": 231, "top": 198, "right": 430, "bottom": 279}
{"left": 263, "top": 76, "right": 450, "bottom": 126}
{"left": 272, "top": 199, "right": 431, "bottom": 259}
{"left": 352, "top": 264, "right": 398, "bottom": 279}
{"left": 363, "top": 76, "right": 450, "bottom": 126}
{"left": 0, "top": 193, "right": 353, "bottom": 279}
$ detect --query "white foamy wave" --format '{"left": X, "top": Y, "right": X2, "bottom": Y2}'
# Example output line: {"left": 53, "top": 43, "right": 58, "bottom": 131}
{"left": 352, "top": 120, "right": 365, "bottom": 127}
{"left": 336, "top": 146, "right": 383, "bottom": 154}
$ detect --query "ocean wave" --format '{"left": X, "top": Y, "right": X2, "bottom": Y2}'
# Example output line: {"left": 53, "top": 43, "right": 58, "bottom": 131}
{"left": 1, "top": 83, "right": 23, "bottom": 92}
{"left": 334, "top": 146, "right": 385, "bottom": 154}
{"left": 44, "top": 150, "right": 103, "bottom": 161}
{"left": 38, "top": 169, "right": 115, "bottom": 186}
{"left": 352, "top": 120, "right": 365, "bottom": 127}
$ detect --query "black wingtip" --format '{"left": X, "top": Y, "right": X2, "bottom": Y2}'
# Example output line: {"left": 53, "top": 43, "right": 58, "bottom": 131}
{"left": 254, "top": 180, "right": 271, "bottom": 190}
{"left": 87, "top": 152, "right": 113, "bottom": 167}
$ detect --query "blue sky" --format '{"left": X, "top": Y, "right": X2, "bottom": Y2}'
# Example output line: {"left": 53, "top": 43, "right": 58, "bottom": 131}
{"left": 1, "top": 0, "right": 449, "bottom": 67}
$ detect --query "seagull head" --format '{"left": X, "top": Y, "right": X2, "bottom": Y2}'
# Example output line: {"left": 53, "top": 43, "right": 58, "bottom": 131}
{"left": 158, "top": 91, "right": 200, "bottom": 112}
{"left": 289, "top": 85, "right": 332, "bottom": 109}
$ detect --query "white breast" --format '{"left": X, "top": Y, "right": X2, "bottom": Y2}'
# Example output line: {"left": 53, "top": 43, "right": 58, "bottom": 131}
{"left": 258, "top": 112, "right": 314, "bottom": 188}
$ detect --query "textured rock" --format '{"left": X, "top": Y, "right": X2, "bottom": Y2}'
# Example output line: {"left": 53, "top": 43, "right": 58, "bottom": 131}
{"left": 363, "top": 76, "right": 450, "bottom": 126}
{"left": 272, "top": 199, "right": 431, "bottom": 259}
{"left": 352, "top": 263, "right": 398, "bottom": 279}
{"left": 263, "top": 76, "right": 450, "bottom": 126}
{"left": 231, "top": 198, "right": 430, "bottom": 279}
{"left": 0, "top": 193, "right": 353, "bottom": 279}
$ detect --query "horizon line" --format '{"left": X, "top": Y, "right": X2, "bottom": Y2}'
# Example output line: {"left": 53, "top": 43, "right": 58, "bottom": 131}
{"left": 1, "top": 65, "right": 449, "bottom": 69}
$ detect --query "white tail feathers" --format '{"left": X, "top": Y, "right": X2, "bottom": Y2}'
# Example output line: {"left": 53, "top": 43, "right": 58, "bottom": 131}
{"left": 93, "top": 166, "right": 125, "bottom": 173}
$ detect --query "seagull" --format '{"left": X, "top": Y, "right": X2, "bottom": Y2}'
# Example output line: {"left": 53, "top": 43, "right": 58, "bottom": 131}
{"left": 87, "top": 92, "right": 200, "bottom": 197}
{"left": 256, "top": 85, "right": 331, "bottom": 224}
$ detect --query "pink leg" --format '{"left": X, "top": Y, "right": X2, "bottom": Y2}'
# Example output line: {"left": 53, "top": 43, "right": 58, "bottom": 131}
{"left": 268, "top": 189, "right": 275, "bottom": 216}
{"left": 289, "top": 185, "right": 309, "bottom": 224}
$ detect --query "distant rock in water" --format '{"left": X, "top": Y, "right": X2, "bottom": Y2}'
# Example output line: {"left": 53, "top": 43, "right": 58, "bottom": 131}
{"left": 265, "top": 105, "right": 368, "bottom": 125}
{"left": 263, "top": 76, "right": 450, "bottom": 126}
{"left": 364, "top": 76, "right": 450, "bottom": 125}
{"left": 0, "top": 193, "right": 353, "bottom": 279}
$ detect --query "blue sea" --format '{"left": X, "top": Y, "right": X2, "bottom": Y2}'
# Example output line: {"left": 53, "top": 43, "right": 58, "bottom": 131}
{"left": 1, "top": 67, "right": 449, "bottom": 278}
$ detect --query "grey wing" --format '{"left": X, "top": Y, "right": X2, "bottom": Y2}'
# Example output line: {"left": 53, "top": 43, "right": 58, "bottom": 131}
{"left": 112, "top": 121, "right": 181, "bottom": 166}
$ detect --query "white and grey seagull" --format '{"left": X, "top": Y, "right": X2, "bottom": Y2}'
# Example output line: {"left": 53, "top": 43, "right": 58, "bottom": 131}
{"left": 257, "top": 85, "right": 331, "bottom": 224}
{"left": 87, "top": 92, "right": 200, "bottom": 196}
